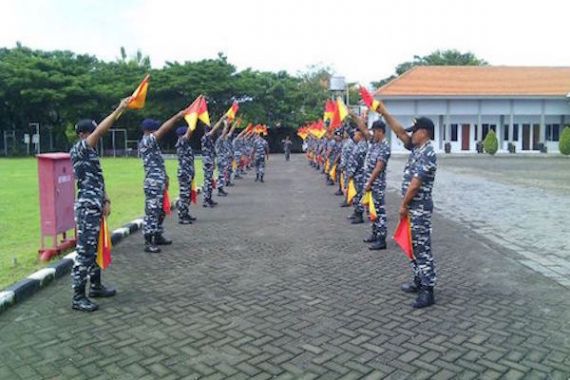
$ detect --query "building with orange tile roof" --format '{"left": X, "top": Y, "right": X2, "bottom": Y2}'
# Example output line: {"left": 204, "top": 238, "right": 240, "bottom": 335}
{"left": 372, "top": 66, "right": 570, "bottom": 153}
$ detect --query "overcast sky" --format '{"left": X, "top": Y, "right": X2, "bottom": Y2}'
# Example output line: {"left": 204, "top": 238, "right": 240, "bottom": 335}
{"left": 2, "top": 0, "right": 569, "bottom": 85}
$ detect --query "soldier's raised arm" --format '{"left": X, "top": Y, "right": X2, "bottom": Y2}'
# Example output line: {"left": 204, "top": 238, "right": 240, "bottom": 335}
{"left": 154, "top": 109, "right": 186, "bottom": 141}
{"left": 376, "top": 101, "right": 411, "bottom": 147}
{"left": 86, "top": 97, "right": 131, "bottom": 148}
{"left": 207, "top": 114, "right": 227, "bottom": 137}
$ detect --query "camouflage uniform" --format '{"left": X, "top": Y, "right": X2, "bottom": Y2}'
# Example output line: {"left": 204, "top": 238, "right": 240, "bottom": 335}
{"left": 283, "top": 139, "right": 292, "bottom": 161}
{"left": 402, "top": 141, "right": 438, "bottom": 287}
{"left": 69, "top": 140, "right": 104, "bottom": 291}
{"left": 365, "top": 139, "right": 391, "bottom": 240}
{"left": 340, "top": 137, "right": 355, "bottom": 189}
{"left": 201, "top": 132, "right": 216, "bottom": 202}
{"left": 139, "top": 134, "right": 167, "bottom": 236}
{"left": 175, "top": 135, "right": 194, "bottom": 220}
{"left": 215, "top": 136, "right": 227, "bottom": 190}
{"left": 347, "top": 139, "right": 368, "bottom": 213}
{"left": 224, "top": 135, "right": 234, "bottom": 184}
{"left": 233, "top": 137, "right": 243, "bottom": 175}
{"left": 254, "top": 136, "right": 268, "bottom": 177}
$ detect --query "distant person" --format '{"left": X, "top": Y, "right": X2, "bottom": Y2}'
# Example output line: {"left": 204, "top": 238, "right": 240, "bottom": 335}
{"left": 139, "top": 109, "right": 186, "bottom": 254}
{"left": 254, "top": 133, "right": 270, "bottom": 182}
{"left": 282, "top": 136, "right": 293, "bottom": 161}
{"left": 377, "top": 101, "right": 438, "bottom": 309}
{"left": 201, "top": 115, "right": 227, "bottom": 207}
{"left": 69, "top": 96, "right": 130, "bottom": 312}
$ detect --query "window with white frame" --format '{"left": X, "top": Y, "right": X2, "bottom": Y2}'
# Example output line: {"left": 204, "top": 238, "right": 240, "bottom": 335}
{"left": 545, "top": 124, "right": 560, "bottom": 142}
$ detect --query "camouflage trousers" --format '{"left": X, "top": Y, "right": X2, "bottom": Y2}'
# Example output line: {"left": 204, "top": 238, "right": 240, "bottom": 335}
{"left": 409, "top": 202, "right": 436, "bottom": 287}
{"left": 353, "top": 174, "right": 366, "bottom": 213}
{"left": 72, "top": 204, "right": 102, "bottom": 290}
{"left": 217, "top": 159, "right": 227, "bottom": 189}
{"left": 255, "top": 157, "right": 266, "bottom": 176}
{"left": 203, "top": 162, "right": 214, "bottom": 202}
{"left": 370, "top": 188, "right": 387, "bottom": 239}
{"left": 143, "top": 178, "right": 166, "bottom": 236}
{"left": 177, "top": 171, "right": 194, "bottom": 219}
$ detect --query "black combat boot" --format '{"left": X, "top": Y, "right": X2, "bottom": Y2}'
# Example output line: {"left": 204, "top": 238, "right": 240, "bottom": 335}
{"left": 255, "top": 174, "right": 259, "bottom": 182}
{"left": 188, "top": 214, "right": 197, "bottom": 221}
{"left": 89, "top": 269, "right": 116, "bottom": 298}
{"left": 218, "top": 188, "right": 228, "bottom": 197}
{"left": 340, "top": 201, "right": 351, "bottom": 208}
{"left": 72, "top": 283, "right": 98, "bottom": 312}
{"left": 260, "top": 175, "right": 264, "bottom": 183}
{"left": 412, "top": 286, "right": 435, "bottom": 309}
{"left": 363, "top": 234, "right": 378, "bottom": 243}
{"left": 227, "top": 181, "right": 234, "bottom": 187}
{"left": 144, "top": 234, "right": 161, "bottom": 253}
{"left": 155, "top": 233, "right": 172, "bottom": 245}
{"left": 351, "top": 212, "right": 364, "bottom": 224}
{"left": 178, "top": 217, "right": 192, "bottom": 225}
{"left": 334, "top": 189, "right": 344, "bottom": 196}
{"left": 369, "top": 238, "right": 387, "bottom": 251}
{"left": 400, "top": 276, "right": 421, "bottom": 293}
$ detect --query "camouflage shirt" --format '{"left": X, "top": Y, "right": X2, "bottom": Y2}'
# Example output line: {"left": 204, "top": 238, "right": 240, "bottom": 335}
{"left": 254, "top": 137, "right": 268, "bottom": 159}
{"left": 139, "top": 134, "right": 166, "bottom": 180}
{"left": 70, "top": 139, "right": 105, "bottom": 208}
{"left": 347, "top": 139, "right": 368, "bottom": 178}
{"left": 401, "top": 141, "right": 437, "bottom": 204}
{"left": 201, "top": 133, "right": 216, "bottom": 164}
{"left": 175, "top": 136, "right": 194, "bottom": 177}
{"left": 340, "top": 139, "right": 355, "bottom": 170}
{"left": 365, "top": 139, "right": 391, "bottom": 188}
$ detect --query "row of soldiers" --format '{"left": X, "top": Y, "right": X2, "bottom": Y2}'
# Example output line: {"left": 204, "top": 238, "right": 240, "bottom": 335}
{"left": 69, "top": 98, "right": 269, "bottom": 312}
{"left": 304, "top": 102, "right": 438, "bottom": 309}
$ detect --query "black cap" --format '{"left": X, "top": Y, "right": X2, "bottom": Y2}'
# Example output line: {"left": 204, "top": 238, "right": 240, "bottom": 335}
{"left": 371, "top": 120, "right": 386, "bottom": 132}
{"left": 176, "top": 126, "right": 188, "bottom": 136}
{"left": 75, "top": 119, "right": 97, "bottom": 134}
{"left": 405, "top": 117, "right": 434, "bottom": 134}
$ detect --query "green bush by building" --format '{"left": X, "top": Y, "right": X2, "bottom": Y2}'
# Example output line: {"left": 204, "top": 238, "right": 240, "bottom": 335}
{"left": 483, "top": 130, "right": 498, "bottom": 155}
{"left": 560, "top": 126, "right": 570, "bottom": 155}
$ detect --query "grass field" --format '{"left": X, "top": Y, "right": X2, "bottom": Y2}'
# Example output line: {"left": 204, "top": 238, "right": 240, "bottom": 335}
{"left": 0, "top": 157, "right": 203, "bottom": 289}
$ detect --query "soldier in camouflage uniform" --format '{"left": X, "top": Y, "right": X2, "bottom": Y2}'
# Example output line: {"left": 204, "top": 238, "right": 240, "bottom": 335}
{"left": 330, "top": 130, "right": 343, "bottom": 195}
{"left": 175, "top": 125, "right": 197, "bottom": 225}
{"left": 69, "top": 97, "right": 130, "bottom": 312}
{"left": 201, "top": 115, "right": 227, "bottom": 207}
{"left": 351, "top": 113, "right": 391, "bottom": 250}
{"left": 215, "top": 121, "right": 230, "bottom": 196}
{"left": 378, "top": 100, "right": 438, "bottom": 309}
{"left": 282, "top": 136, "right": 293, "bottom": 161}
{"left": 339, "top": 127, "right": 355, "bottom": 207}
{"left": 346, "top": 123, "right": 368, "bottom": 224}
{"left": 233, "top": 136, "right": 244, "bottom": 178}
{"left": 224, "top": 122, "right": 238, "bottom": 187}
{"left": 253, "top": 133, "right": 270, "bottom": 182}
{"left": 140, "top": 112, "right": 185, "bottom": 253}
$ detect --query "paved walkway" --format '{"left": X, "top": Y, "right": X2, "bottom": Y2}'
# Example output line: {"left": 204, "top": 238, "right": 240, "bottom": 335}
{"left": 0, "top": 155, "right": 569, "bottom": 379}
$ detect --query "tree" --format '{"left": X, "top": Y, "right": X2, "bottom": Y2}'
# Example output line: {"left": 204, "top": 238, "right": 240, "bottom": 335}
{"left": 483, "top": 130, "right": 498, "bottom": 155}
{"left": 560, "top": 126, "right": 570, "bottom": 155}
{"left": 372, "top": 49, "right": 488, "bottom": 88}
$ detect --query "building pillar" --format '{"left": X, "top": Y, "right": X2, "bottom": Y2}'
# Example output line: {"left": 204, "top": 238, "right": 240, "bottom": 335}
{"left": 540, "top": 100, "right": 546, "bottom": 144}
{"left": 509, "top": 100, "right": 514, "bottom": 148}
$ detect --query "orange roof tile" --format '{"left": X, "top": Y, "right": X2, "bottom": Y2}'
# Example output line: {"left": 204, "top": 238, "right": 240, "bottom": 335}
{"left": 376, "top": 66, "right": 570, "bottom": 97}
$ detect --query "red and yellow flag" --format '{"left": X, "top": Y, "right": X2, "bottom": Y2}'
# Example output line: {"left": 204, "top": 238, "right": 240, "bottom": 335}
{"left": 163, "top": 189, "right": 172, "bottom": 216}
{"left": 226, "top": 101, "right": 239, "bottom": 121}
{"left": 96, "top": 217, "right": 112, "bottom": 270}
{"left": 361, "top": 191, "right": 378, "bottom": 221}
{"left": 394, "top": 215, "right": 415, "bottom": 260}
{"left": 359, "top": 86, "right": 380, "bottom": 112}
{"left": 128, "top": 74, "right": 150, "bottom": 110}
{"left": 191, "top": 178, "right": 197, "bottom": 204}
{"left": 184, "top": 95, "right": 211, "bottom": 131}
{"left": 346, "top": 179, "right": 357, "bottom": 204}
{"left": 331, "top": 97, "right": 348, "bottom": 129}
{"left": 323, "top": 99, "right": 336, "bottom": 124}
{"left": 329, "top": 164, "right": 337, "bottom": 181}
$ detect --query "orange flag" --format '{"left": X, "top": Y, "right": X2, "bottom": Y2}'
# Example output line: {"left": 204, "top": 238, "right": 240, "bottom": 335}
{"left": 96, "top": 217, "right": 112, "bottom": 270}
{"left": 329, "top": 164, "right": 337, "bottom": 182}
{"left": 191, "top": 178, "right": 198, "bottom": 204}
{"left": 323, "top": 99, "right": 336, "bottom": 124}
{"left": 331, "top": 97, "right": 348, "bottom": 129}
{"left": 359, "top": 86, "right": 380, "bottom": 112}
{"left": 184, "top": 95, "right": 211, "bottom": 131}
{"left": 163, "top": 189, "right": 172, "bottom": 216}
{"left": 394, "top": 215, "right": 415, "bottom": 260}
{"left": 128, "top": 74, "right": 150, "bottom": 109}
{"left": 346, "top": 179, "right": 357, "bottom": 204}
{"left": 226, "top": 101, "right": 239, "bottom": 121}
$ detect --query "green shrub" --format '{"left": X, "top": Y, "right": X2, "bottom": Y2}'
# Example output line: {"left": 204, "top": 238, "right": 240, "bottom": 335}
{"left": 560, "top": 126, "right": 570, "bottom": 155}
{"left": 483, "top": 130, "right": 498, "bottom": 155}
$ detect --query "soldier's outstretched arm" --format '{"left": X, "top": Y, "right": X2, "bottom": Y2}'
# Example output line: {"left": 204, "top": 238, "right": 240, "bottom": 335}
{"left": 207, "top": 114, "right": 227, "bottom": 136}
{"left": 184, "top": 122, "right": 196, "bottom": 140}
{"left": 376, "top": 101, "right": 411, "bottom": 147}
{"left": 349, "top": 110, "right": 370, "bottom": 140}
{"left": 86, "top": 97, "right": 131, "bottom": 148}
{"left": 155, "top": 109, "right": 186, "bottom": 141}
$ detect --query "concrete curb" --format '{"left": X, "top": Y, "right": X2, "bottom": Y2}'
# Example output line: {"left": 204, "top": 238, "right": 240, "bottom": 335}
{"left": 0, "top": 218, "right": 145, "bottom": 315}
